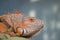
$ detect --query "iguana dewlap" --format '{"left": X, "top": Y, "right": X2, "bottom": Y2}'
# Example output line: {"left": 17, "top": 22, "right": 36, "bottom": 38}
{"left": 0, "top": 22, "right": 7, "bottom": 32}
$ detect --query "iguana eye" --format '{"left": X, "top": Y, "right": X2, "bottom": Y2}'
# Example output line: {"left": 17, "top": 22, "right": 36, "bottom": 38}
{"left": 30, "top": 18, "right": 35, "bottom": 22}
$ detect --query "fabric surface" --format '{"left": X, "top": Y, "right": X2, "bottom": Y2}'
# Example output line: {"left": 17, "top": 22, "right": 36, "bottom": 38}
{"left": 0, "top": 33, "right": 28, "bottom": 40}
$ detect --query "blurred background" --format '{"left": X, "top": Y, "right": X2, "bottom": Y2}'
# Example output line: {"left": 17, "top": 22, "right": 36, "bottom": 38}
{"left": 0, "top": 0, "right": 60, "bottom": 40}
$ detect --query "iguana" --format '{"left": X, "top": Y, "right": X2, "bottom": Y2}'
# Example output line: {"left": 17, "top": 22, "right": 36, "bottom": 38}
{"left": 0, "top": 10, "right": 44, "bottom": 38}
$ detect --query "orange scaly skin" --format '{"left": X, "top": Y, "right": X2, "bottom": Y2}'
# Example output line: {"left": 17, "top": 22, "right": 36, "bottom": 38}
{"left": 0, "top": 22, "right": 7, "bottom": 33}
